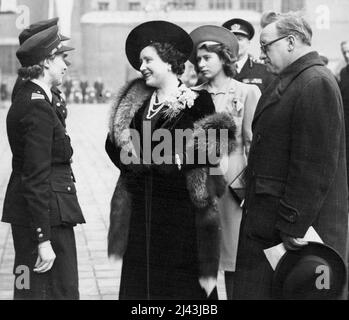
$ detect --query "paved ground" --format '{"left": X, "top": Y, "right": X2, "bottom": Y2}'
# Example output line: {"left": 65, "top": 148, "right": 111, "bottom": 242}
{"left": 0, "top": 101, "right": 226, "bottom": 300}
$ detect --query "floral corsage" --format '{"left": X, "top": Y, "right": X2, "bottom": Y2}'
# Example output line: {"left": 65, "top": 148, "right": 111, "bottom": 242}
{"left": 162, "top": 84, "right": 198, "bottom": 119}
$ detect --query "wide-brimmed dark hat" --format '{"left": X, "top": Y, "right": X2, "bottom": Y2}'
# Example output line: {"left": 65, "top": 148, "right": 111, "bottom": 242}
{"left": 189, "top": 25, "right": 239, "bottom": 64}
{"left": 272, "top": 242, "right": 347, "bottom": 300}
{"left": 222, "top": 18, "right": 255, "bottom": 40}
{"left": 19, "top": 17, "right": 69, "bottom": 45}
{"left": 125, "top": 20, "right": 193, "bottom": 70}
{"left": 16, "top": 25, "right": 74, "bottom": 67}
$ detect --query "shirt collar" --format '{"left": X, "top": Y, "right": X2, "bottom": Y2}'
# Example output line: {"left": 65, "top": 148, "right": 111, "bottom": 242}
{"left": 30, "top": 79, "right": 53, "bottom": 103}
{"left": 236, "top": 54, "right": 249, "bottom": 74}
{"left": 198, "top": 78, "right": 236, "bottom": 95}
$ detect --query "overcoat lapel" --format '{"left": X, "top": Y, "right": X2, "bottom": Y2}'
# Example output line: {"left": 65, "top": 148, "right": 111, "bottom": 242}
{"left": 252, "top": 52, "right": 324, "bottom": 128}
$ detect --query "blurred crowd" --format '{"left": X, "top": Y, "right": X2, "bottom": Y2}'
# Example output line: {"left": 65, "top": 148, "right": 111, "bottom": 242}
{"left": 0, "top": 76, "right": 113, "bottom": 105}
{"left": 61, "top": 76, "right": 112, "bottom": 104}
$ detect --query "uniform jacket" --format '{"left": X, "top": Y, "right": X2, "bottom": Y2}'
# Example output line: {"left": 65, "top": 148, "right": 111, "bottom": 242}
{"left": 2, "top": 80, "right": 85, "bottom": 243}
{"left": 106, "top": 78, "right": 236, "bottom": 279}
{"left": 235, "top": 55, "right": 275, "bottom": 93}
{"left": 12, "top": 77, "right": 68, "bottom": 127}
{"left": 243, "top": 51, "right": 348, "bottom": 258}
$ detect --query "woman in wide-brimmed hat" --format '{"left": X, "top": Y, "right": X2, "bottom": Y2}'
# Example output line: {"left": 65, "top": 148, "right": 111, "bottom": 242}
{"left": 105, "top": 20, "right": 236, "bottom": 300}
{"left": 190, "top": 25, "right": 261, "bottom": 300}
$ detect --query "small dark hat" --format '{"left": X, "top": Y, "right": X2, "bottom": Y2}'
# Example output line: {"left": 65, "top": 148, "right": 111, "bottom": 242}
{"left": 222, "top": 18, "right": 255, "bottom": 40}
{"left": 16, "top": 25, "right": 74, "bottom": 67}
{"left": 19, "top": 17, "right": 69, "bottom": 45}
{"left": 125, "top": 20, "right": 193, "bottom": 70}
{"left": 272, "top": 242, "right": 347, "bottom": 300}
{"left": 189, "top": 25, "right": 239, "bottom": 64}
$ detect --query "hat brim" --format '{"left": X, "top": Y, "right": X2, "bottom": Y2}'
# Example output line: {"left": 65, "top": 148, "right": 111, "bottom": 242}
{"left": 125, "top": 20, "right": 193, "bottom": 71}
{"left": 222, "top": 18, "right": 255, "bottom": 40}
{"left": 272, "top": 242, "right": 347, "bottom": 300}
{"left": 59, "top": 34, "right": 70, "bottom": 41}
{"left": 55, "top": 45, "right": 74, "bottom": 55}
{"left": 189, "top": 25, "right": 239, "bottom": 64}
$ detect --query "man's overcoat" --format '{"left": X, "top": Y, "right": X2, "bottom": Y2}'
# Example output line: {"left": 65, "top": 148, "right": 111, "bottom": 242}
{"left": 233, "top": 52, "right": 348, "bottom": 299}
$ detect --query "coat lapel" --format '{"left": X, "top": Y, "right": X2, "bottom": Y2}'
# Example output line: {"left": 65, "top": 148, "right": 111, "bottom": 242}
{"left": 252, "top": 52, "right": 324, "bottom": 128}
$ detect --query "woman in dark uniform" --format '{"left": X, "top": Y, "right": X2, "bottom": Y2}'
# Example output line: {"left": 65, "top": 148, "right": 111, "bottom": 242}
{"left": 2, "top": 24, "right": 85, "bottom": 300}
{"left": 105, "top": 21, "right": 236, "bottom": 300}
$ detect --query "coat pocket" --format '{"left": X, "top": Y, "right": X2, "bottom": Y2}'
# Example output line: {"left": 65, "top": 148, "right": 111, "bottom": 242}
{"left": 52, "top": 128, "right": 73, "bottom": 162}
{"left": 247, "top": 176, "right": 286, "bottom": 243}
{"left": 51, "top": 181, "right": 85, "bottom": 225}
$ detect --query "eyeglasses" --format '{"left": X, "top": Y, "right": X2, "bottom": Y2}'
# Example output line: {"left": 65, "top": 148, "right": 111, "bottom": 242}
{"left": 260, "top": 35, "right": 290, "bottom": 54}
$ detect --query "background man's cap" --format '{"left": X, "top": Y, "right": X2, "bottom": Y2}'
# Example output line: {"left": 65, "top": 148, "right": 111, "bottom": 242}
{"left": 16, "top": 25, "right": 74, "bottom": 67}
{"left": 19, "top": 17, "right": 70, "bottom": 45}
{"left": 189, "top": 25, "right": 239, "bottom": 64}
{"left": 125, "top": 20, "right": 193, "bottom": 71}
{"left": 222, "top": 18, "right": 255, "bottom": 40}
{"left": 272, "top": 242, "right": 347, "bottom": 300}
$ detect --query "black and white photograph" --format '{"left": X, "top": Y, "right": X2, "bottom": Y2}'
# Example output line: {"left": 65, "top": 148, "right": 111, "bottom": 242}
{"left": 0, "top": 0, "right": 349, "bottom": 306}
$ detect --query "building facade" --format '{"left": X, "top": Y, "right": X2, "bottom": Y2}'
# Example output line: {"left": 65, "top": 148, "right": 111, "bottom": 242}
{"left": 1, "top": 0, "right": 348, "bottom": 93}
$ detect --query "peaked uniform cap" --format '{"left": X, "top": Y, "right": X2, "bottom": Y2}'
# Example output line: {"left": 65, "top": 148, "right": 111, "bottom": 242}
{"left": 19, "top": 17, "right": 70, "bottom": 45}
{"left": 16, "top": 25, "right": 74, "bottom": 67}
{"left": 222, "top": 18, "right": 255, "bottom": 40}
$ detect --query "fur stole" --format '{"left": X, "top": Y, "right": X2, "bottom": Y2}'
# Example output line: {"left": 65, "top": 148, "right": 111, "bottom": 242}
{"left": 108, "top": 78, "right": 236, "bottom": 279}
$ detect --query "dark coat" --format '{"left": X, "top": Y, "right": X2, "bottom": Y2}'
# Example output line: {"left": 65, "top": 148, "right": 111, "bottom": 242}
{"left": 234, "top": 52, "right": 348, "bottom": 299}
{"left": 12, "top": 77, "right": 68, "bottom": 127}
{"left": 234, "top": 56, "right": 275, "bottom": 93}
{"left": 2, "top": 81, "right": 85, "bottom": 243}
{"left": 339, "top": 65, "right": 349, "bottom": 186}
{"left": 106, "top": 79, "right": 236, "bottom": 299}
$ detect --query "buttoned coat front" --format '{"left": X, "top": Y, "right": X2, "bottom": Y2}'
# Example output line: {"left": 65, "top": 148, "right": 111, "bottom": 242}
{"left": 2, "top": 81, "right": 85, "bottom": 243}
{"left": 233, "top": 52, "right": 348, "bottom": 299}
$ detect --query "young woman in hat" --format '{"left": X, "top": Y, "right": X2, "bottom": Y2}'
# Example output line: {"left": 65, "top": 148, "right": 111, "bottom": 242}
{"left": 2, "top": 24, "right": 85, "bottom": 299}
{"left": 105, "top": 20, "right": 236, "bottom": 300}
{"left": 190, "top": 25, "right": 261, "bottom": 300}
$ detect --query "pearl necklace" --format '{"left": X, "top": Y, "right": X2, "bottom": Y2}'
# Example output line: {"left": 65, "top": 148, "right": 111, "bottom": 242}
{"left": 146, "top": 92, "right": 166, "bottom": 120}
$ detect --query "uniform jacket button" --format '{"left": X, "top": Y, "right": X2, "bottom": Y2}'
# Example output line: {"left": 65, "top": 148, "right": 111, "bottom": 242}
{"left": 67, "top": 186, "right": 71, "bottom": 191}
{"left": 38, "top": 234, "right": 43, "bottom": 238}
{"left": 57, "top": 102, "right": 61, "bottom": 107}
{"left": 37, "top": 228, "right": 42, "bottom": 233}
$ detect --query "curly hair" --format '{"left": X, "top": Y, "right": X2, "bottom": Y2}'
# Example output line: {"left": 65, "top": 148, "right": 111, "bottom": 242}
{"left": 17, "top": 54, "right": 56, "bottom": 80}
{"left": 150, "top": 42, "right": 187, "bottom": 76}
{"left": 194, "top": 43, "right": 238, "bottom": 78}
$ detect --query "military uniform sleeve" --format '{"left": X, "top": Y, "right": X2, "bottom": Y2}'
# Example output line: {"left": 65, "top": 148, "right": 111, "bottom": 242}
{"left": 242, "top": 84, "right": 261, "bottom": 157}
{"left": 275, "top": 77, "right": 343, "bottom": 237}
{"left": 21, "top": 99, "right": 55, "bottom": 243}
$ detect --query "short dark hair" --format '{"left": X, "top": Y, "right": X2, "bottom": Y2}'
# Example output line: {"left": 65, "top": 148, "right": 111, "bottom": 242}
{"left": 194, "top": 43, "right": 237, "bottom": 78}
{"left": 17, "top": 54, "right": 56, "bottom": 80}
{"left": 150, "top": 42, "right": 186, "bottom": 76}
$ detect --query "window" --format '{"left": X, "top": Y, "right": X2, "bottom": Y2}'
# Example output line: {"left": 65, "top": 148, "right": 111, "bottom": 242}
{"left": 166, "top": 0, "right": 196, "bottom": 10}
{"left": 209, "top": 0, "right": 232, "bottom": 10}
{"left": 128, "top": 1, "right": 141, "bottom": 10}
{"left": 281, "top": 0, "right": 305, "bottom": 12}
{"left": 240, "top": 0, "right": 263, "bottom": 12}
{"left": 0, "top": 0, "right": 17, "bottom": 13}
{"left": 98, "top": 1, "right": 110, "bottom": 10}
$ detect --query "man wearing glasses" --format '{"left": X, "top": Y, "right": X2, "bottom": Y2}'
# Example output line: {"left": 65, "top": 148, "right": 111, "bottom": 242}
{"left": 233, "top": 12, "right": 348, "bottom": 299}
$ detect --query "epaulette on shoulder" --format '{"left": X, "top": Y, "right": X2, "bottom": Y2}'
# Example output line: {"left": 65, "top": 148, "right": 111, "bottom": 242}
{"left": 31, "top": 92, "right": 45, "bottom": 100}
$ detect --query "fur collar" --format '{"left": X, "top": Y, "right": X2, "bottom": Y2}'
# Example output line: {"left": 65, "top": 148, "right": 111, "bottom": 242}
{"left": 109, "top": 78, "right": 153, "bottom": 152}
